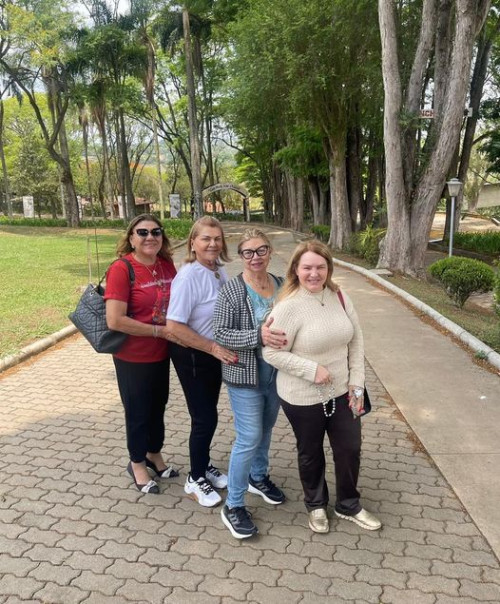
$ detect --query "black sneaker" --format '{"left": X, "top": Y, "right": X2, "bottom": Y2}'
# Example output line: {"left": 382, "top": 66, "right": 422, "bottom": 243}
{"left": 248, "top": 475, "right": 285, "bottom": 505}
{"left": 221, "top": 505, "right": 258, "bottom": 539}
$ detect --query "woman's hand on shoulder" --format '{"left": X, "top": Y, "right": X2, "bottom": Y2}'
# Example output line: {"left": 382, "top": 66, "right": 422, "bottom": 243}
{"left": 210, "top": 342, "right": 238, "bottom": 365}
{"left": 261, "top": 316, "right": 287, "bottom": 349}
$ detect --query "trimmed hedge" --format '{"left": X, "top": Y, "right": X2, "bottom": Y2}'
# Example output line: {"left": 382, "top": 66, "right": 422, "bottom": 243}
{"left": 452, "top": 231, "right": 500, "bottom": 256}
{"left": 0, "top": 216, "right": 193, "bottom": 240}
{"left": 428, "top": 256, "right": 495, "bottom": 308}
{"left": 494, "top": 268, "right": 500, "bottom": 318}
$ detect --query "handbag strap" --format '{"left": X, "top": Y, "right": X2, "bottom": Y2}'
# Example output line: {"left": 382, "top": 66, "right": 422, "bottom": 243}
{"left": 99, "top": 258, "right": 135, "bottom": 287}
{"left": 337, "top": 289, "right": 345, "bottom": 310}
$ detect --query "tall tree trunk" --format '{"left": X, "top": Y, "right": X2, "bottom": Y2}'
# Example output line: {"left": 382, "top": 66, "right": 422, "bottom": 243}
{"left": 403, "top": 0, "right": 438, "bottom": 196}
{"left": 144, "top": 37, "right": 165, "bottom": 220}
{"left": 296, "top": 176, "right": 304, "bottom": 232}
{"left": 378, "top": 0, "right": 489, "bottom": 275}
{"left": 450, "top": 18, "right": 498, "bottom": 228}
{"left": 183, "top": 8, "right": 203, "bottom": 219}
{"left": 152, "top": 111, "right": 164, "bottom": 218}
{"left": 262, "top": 171, "right": 274, "bottom": 222}
{"left": 199, "top": 59, "right": 216, "bottom": 190}
{"left": 318, "top": 185, "right": 327, "bottom": 224}
{"left": 362, "top": 152, "right": 377, "bottom": 229}
{"left": 118, "top": 108, "right": 135, "bottom": 219}
{"left": 0, "top": 100, "right": 12, "bottom": 218}
{"left": 308, "top": 179, "right": 320, "bottom": 225}
{"left": 285, "top": 172, "right": 296, "bottom": 230}
{"left": 327, "top": 142, "right": 351, "bottom": 249}
{"left": 81, "top": 111, "right": 94, "bottom": 219}
{"left": 57, "top": 118, "right": 79, "bottom": 226}
{"left": 346, "top": 126, "right": 362, "bottom": 231}
{"left": 377, "top": 0, "right": 412, "bottom": 271}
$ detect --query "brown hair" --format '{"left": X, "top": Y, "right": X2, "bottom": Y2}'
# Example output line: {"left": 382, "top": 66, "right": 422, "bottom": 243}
{"left": 184, "top": 216, "right": 231, "bottom": 264}
{"left": 116, "top": 214, "right": 172, "bottom": 261}
{"left": 278, "top": 239, "right": 338, "bottom": 301}
{"left": 237, "top": 228, "right": 272, "bottom": 255}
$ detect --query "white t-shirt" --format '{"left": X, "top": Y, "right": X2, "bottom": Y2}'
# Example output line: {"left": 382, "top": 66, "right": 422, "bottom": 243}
{"left": 167, "top": 261, "right": 228, "bottom": 339}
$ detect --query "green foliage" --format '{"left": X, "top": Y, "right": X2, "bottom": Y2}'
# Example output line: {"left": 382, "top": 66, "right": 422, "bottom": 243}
{"left": 310, "top": 224, "right": 330, "bottom": 242}
{"left": 357, "top": 226, "right": 386, "bottom": 265}
{"left": 346, "top": 226, "right": 385, "bottom": 265}
{"left": 494, "top": 261, "right": 500, "bottom": 318}
{"left": 310, "top": 224, "right": 385, "bottom": 265}
{"left": 428, "top": 257, "right": 495, "bottom": 308}
{"left": 0, "top": 217, "right": 193, "bottom": 240}
{"left": 452, "top": 231, "right": 500, "bottom": 256}
{"left": 0, "top": 217, "right": 68, "bottom": 227}
{"left": 273, "top": 127, "right": 328, "bottom": 179}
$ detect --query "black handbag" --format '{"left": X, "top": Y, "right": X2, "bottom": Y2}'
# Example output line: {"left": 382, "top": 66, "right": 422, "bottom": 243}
{"left": 69, "top": 258, "right": 135, "bottom": 354}
{"left": 360, "top": 388, "right": 372, "bottom": 416}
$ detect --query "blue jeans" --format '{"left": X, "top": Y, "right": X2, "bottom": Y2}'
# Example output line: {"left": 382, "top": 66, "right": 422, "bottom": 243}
{"left": 226, "top": 358, "right": 280, "bottom": 509}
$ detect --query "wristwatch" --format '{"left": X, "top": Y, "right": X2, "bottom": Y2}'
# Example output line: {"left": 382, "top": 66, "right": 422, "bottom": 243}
{"left": 353, "top": 388, "right": 363, "bottom": 398}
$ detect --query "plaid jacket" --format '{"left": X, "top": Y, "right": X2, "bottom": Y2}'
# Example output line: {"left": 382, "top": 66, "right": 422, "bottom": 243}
{"left": 213, "top": 273, "right": 283, "bottom": 388}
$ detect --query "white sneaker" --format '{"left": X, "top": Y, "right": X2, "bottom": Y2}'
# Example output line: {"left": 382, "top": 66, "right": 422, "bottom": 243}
{"left": 184, "top": 474, "right": 222, "bottom": 507}
{"left": 205, "top": 464, "right": 228, "bottom": 489}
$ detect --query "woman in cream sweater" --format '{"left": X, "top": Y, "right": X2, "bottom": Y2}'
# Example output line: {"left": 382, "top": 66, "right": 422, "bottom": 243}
{"left": 263, "top": 240, "right": 381, "bottom": 534}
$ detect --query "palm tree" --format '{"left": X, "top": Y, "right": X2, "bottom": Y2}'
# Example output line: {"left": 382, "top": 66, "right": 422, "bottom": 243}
{"left": 155, "top": 1, "right": 215, "bottom": 219}
{"left": 0, "top": 77, "right": 21, "bottom": 218}
{"left": 75, "top": 0, "right": 148, "bottom": 220}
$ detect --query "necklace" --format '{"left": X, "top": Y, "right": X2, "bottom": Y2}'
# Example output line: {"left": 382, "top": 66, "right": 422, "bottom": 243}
{"left": 209, "top": 265, "right": 221, "bottom": 280}
{"left": 317, "top": 287, "right": 326, "bottom": 306}
{"left": 141, "top": 258, "right": 165, "bottom": 288}
{"left": 246, "top": 273, "right": 270, "bottom": 291}
{"left": 199, "top": 260, "right": 221, "bottom": 280}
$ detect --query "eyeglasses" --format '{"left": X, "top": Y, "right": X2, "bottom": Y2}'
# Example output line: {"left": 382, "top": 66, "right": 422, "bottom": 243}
{"left": 239, "top": 245, "right": 270, "bottom": 259}
{"left": 135, "top": 228, "right": 164, "bottom": 238}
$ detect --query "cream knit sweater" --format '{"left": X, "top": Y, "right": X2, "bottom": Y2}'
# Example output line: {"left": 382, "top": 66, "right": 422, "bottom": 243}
{"left": 263, "top": 286, "right": 364, "bottom": 406}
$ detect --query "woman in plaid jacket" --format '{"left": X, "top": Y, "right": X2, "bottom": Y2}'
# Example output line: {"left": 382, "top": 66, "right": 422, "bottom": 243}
{"left": 213, "top": 229, "right": 287, "bottom": 539}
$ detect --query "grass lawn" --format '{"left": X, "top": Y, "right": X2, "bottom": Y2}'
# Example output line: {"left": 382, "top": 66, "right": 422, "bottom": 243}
{"left": 1, "top": 222, "right": 195, "bottom": 359}
{"left": 1, "top": 224, "right": 499, "bottom": 360}
{"left": 0, "top": 226, "right": 124, "bottom": 358}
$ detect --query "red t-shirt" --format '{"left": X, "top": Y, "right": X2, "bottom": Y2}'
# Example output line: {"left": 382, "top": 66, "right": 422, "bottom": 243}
{"left": 104, "top": 254, "right": 177, "bottom": 363}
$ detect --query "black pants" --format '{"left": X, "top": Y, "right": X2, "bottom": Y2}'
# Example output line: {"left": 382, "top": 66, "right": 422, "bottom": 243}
{"left": 170, "top": 344, "right": 222, "bottom": 480}
{"left": 281, "top": 393, "right": 362, "bottom": 515}
{"left": 113, "top": 357, "right": 170, "bottom": 463}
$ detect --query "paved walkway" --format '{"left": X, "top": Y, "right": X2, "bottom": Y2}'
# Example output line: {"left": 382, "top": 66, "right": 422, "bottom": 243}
{"left": 1, "top": 226, "right": 500, "bottom": 603}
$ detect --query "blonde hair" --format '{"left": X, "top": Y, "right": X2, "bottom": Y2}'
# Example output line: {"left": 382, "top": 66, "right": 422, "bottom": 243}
{"left": 116, "top": 213, "right": 172, "bottom": 261}
{"left": 278, "top": 239, "right": 338, "bottom": 301}
{"left": 237, "top": 228, "right": 272, "bottom": 255}
{"left": 184, "top": 216, "right": 231, "bottom": 264}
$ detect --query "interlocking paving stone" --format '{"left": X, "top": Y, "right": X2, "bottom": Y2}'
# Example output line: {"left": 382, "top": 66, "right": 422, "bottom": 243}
{"left": 114, "top": 579, "right": 172, "bottom": 604}
{"left": 0, "top": 577, "right": 44, "bottom": 601}
{"left": 33, "top": 582, "right": 89, "bottom": 604}
{"left": 1, "top": 227, "right": 499, "bottom": 603}
{"left": 381, "top": 586, "right": 437, "bottom": 603}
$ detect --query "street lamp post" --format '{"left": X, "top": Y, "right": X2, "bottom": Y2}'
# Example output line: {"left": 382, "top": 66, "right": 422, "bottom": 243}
{"left": 446, "top": 178, "right": 462, "bottom": 257}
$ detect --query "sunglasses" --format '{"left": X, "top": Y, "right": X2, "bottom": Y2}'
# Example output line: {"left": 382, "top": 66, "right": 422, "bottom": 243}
{"left": 135, "top": 227, "right": 164, "bottom": 238}
{"left": 239, "top": 245, "right": 270, "bottom": 259}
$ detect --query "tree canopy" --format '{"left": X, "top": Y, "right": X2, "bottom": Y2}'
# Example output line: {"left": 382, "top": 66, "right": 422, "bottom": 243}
{"left": 0, "top": 0, "right": 498, "bottom": 275}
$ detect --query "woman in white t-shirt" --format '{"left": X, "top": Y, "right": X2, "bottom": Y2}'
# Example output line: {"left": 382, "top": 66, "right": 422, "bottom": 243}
{"left": 165, "top": 216, "right": 237, "bottom": 508}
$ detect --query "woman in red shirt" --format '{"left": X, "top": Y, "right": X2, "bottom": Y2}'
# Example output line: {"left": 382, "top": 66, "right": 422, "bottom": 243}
{"left": 105, "top": 214, "right": 178, "bottom": 494}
